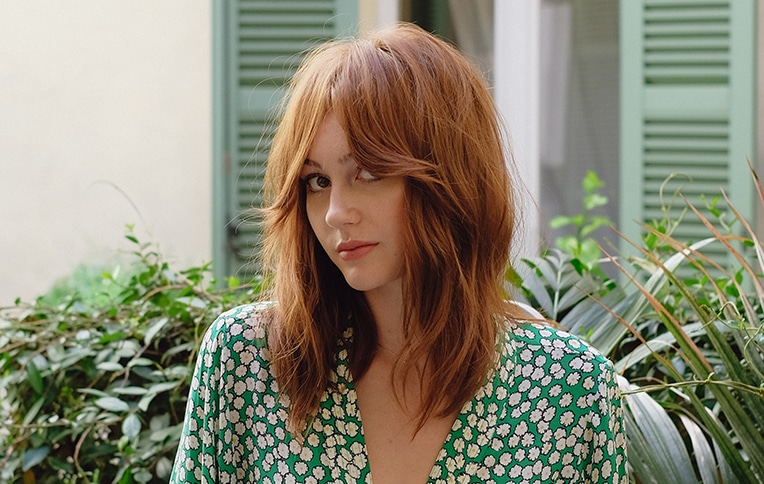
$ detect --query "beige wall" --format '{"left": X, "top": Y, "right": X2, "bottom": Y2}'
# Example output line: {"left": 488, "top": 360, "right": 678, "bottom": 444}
{"left": 0, "top": 2, "right": 212, "bottom": 304}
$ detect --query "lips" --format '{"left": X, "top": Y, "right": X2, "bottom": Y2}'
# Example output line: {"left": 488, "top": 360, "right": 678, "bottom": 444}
{"left": 336, "top": 241, "right": 378, "bottom": 261}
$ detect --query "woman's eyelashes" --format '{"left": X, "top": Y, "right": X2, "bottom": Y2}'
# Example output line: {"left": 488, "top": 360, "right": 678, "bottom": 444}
{"left": 301, "top": 167, "right": 381, "bottom": 193}
{"left": 303, "top": 173, "right": 330, "bottom": 193}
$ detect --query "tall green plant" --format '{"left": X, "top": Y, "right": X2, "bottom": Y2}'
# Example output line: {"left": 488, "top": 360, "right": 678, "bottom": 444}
{"left": 516, "top": 165, "right": 764, "bottom": 483}
{"left": 512, "top": 170, "right": 627, "bottom": 354}
{"left": 606, "top": 189, "right": 764, "bottom": 483}
{"left": 0, "top": 228, "right": 261, "bottom": 483}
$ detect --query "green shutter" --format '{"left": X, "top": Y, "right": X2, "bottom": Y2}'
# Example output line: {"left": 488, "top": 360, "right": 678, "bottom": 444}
{"left": 619, "top": 0, "right": 756, "bottom": 267}
{"left": 213, "top": 0, "right": 358, "bottom": 282}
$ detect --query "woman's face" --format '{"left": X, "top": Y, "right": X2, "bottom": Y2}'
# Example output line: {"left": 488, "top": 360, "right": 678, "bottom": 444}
{"left": 301, "top": 113, "right": 407, "bottom": 299}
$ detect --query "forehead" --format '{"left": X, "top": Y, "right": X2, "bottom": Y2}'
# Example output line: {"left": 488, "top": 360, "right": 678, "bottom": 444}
{"left": 304, "top": 114, "right": 352, "bottom": 167}
{"left": 304, "top": 154, "right": 354, "bottom": 169}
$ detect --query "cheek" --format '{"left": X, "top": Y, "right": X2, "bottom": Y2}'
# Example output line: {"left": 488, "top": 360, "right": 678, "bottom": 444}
{"left": 304, "top": 198, "right": 327, "bottom": 239}
{"left": 388, "top": 187, "right": 408, "bottom": 236}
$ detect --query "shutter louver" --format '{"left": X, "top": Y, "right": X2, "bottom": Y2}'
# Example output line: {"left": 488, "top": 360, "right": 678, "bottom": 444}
{"left": 619, "top": 0, "right": 756, "bottom": 272}
{"left": 214, "top": 0, "right": 357, "bottom": 282}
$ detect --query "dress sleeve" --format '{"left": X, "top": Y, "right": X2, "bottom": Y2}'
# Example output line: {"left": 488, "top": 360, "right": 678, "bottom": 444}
{"left": 169, "top": 312, "right": 229, "bottom": 483}
{"left": 585, "top": 356, "right": 628, "bottom": 483}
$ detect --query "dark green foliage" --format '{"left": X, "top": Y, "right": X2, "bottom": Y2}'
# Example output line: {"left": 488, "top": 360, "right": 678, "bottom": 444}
{"left": 512, "top": 167, "right": 764, "bottom": 483}
{"left": 4, "top": 164, "right": 764, "bottom": 483}
{"left": 0, "top": 227, "right": 261, "bottom": 483}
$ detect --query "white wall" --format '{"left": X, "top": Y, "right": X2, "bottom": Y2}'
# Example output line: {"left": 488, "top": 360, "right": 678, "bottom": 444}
{"left": 0, "top": 2, "right": 212, "bottom": 305}
{"left": 494, "top": 1, "right": 541, "bottom": 258}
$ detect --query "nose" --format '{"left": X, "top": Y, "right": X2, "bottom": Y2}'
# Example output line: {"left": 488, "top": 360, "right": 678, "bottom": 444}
{"left": 325, "top": 185, "right": 360, "bottom": 228}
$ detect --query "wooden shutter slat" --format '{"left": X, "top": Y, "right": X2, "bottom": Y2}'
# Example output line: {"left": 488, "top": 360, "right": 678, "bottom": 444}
{"left": 645, "top": 37, "right": 729, "bottom": 50}
{"left": 619, "top": 0, "right": 755, "bottom": 277}
{"left": 213, "top": 0, "right": 357, "bottom": 280}
{"left": 239, "top": 1, "right": 334, "bottom": 13}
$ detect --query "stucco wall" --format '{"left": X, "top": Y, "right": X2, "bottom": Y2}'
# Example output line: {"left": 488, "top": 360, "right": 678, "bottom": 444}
{"left": 0, "top": 2, "right": 212, "bottom": 304}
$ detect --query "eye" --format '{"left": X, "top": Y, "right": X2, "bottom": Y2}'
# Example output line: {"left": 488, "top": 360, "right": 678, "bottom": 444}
{"left": 303, "top": 173, "right": 330, "bottom": 193}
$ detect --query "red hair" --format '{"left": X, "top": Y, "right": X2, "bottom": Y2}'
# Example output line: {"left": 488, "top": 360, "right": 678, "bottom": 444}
{"left": 260, "top": 23, "right": 524, "bottom": 435}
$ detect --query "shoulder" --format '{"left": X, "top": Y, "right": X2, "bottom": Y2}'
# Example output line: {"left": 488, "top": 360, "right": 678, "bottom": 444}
{"left": 501, "top": 321, "right": 618, "bottom": 391}
{"left": 507, "top": 321, "right": 610, "bottom": 365}
{"left": 499, "top": 321, "right": 623, "bottom": 427}
{"left": 200, "top": 302, "right": 277, "bottom": 356}
{"left": 493, "top": 322, "right": 627, "bottom": 481}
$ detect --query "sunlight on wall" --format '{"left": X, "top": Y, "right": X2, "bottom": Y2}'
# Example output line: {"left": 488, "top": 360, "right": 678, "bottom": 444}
{"left": 0, "top": 2, "right": 212, "bottom": 304}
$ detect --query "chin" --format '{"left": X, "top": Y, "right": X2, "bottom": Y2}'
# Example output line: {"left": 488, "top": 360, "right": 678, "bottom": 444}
{"left": 344, "top": 279, "right": 376, "bottom": 292}
{"left": 342, "top": 272, "right": 401, "bottom": 295}
{"left": 341, "top": 272, "right": 379, "bottom": 293}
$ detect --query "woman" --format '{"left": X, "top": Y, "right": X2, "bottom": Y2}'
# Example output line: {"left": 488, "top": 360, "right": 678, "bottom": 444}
{"left": 171, "top": 23, "right": 627, "bottom": 483}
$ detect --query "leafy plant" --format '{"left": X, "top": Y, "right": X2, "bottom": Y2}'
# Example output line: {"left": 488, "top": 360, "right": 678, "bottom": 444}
{"left": 607, "top": 197, "right": 764, "bottom": 483}
{"left": 5, "top": 161, "right": 764, "bottom": 483}
{"left": 516, "top": 164, "right": 764, "bottom": 483}
{"left": 0, "top": 227, "right": 261, "bottom": 483}
{"left": 549, "top": 170, "right": 613, "bottom": 273}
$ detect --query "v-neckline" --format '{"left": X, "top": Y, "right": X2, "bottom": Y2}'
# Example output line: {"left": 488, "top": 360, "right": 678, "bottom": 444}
{"left": 344, "top": 374, "right": 466, "bottom": 483}
{"left": 324, "top": 327, "right": 514, "bottom": 483}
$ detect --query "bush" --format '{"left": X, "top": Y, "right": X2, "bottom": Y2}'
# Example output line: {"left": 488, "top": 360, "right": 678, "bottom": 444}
{"left": 513, "top": 163, "right": 764, "bottom": 483}
{"left": 4, "top": 164, "right": 764, "bottom": 482}
{"left": 0, "top": 228, "right": 261, "bottom": 483}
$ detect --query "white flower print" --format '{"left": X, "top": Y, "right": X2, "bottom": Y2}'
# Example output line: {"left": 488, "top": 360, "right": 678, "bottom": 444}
{"left": 169, "top": 306, "right": 628, "bottom": 484}
{"left": 566, "top": 371, "right": 581, "bottom": 386}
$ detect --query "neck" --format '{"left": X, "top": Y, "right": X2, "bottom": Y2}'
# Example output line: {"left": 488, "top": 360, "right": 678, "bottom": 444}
{"left": 364, "top": 282, "right": 405, "bottom": 355}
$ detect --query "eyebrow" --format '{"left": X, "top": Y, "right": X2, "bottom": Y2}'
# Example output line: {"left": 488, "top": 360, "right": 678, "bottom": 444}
{"left": 303, "top": 153, "right": 354, "bottom": 168}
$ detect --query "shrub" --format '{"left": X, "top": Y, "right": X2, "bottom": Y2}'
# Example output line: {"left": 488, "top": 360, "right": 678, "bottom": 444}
{"left": 514, "top": 163, "right": 764, "bottom": 483}
{"left": 0, "top": 228, "right": 261, "bottom": 483}
{"left": 4, "top": 163, "right": 764, "bottom": 482}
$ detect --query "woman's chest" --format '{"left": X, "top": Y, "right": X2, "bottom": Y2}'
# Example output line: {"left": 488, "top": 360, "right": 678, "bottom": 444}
{"left": 353, "top": 371, "right": 459, "bottom": 484}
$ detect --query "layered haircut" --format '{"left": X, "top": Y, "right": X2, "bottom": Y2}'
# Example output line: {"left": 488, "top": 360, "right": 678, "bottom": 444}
{"left": 260, "top": 23, "right": 524, "bottom": 436}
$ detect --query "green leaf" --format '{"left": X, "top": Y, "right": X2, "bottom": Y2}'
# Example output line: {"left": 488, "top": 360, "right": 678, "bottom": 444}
{"left": 127, "top": 357, "right": 155, "bottom": 369}
{"left": 147, "top": 381, "right": 179, "bottom": 394}
{"left": 95, "top": 397, "right": 130, "bottom": 413}
{"left": 555, "top": 235, "right": 578, "bottom": 254}
{"left": 138, "top": 393, "right": 156, "bottom": 413}
{"left": 47, "top": 455, "right": 73, "bottom": 473}
{"left": 97, "top": 361, "right": 124, "bottom": 372}
{"left": 22, "top": 446, "right": 49, "bottom": 471}
{"left": 122, "top": 413, "right": 142, "bottom": 440}
{"left": 614, "top": 322, "right": 708, "bottom": 372}
{"left": 50, "top": 347, "right": 94, "bottom": 371}
{"left": 26, "top": 360, "right": 43, "bottom": 396}
{"left": 112, "top": 386, "right": 149, "bottom": 396}
{"left": 155, "top": 456, "right": 174, "bottom": 479}
{"left": 578, "top": 240, "right": 601, "bottom": 267}
{"left": 149, "top": 413, "right": 171, "bottom": 430}
{"left": 581, "top": 170, "right": 604, "bottom": 193}
{"left": 116, "top": 465, "right": 134, "bottom": 484}
{"left": 679, "top": 415, "right": 721, "bottom": 484}
{"left": 583, "top": 193, "right": 608, "bottom": 211}
{"left": 79, "top": 388, "right": 112, "bottom": 399}
{"left": 580, "top": 215, "right": 612, "bottom": 238}
{"left": 98, "top": 331, "right": 125, "bottom": 345}
{"left": 22, "top": 397, "right": 46, "bottom": 426}
{"left": 620, "top": 380, "right": 697, "bottom": 482}
{"left": 149, "top": 423, "right": 183, "bottom": 443}
{"left": 549, "top": 215, "right": 573, "bottom": 229}
{"left": 143, "top": 317, "right": 169, "bottom": 346}
{"left": 134, "top": 469, "right": 153, "bottom": 482}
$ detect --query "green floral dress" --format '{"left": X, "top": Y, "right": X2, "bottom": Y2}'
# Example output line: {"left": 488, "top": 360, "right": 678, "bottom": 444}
{"left": 170, "top": 303, "right": 627, "bottom": 483}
